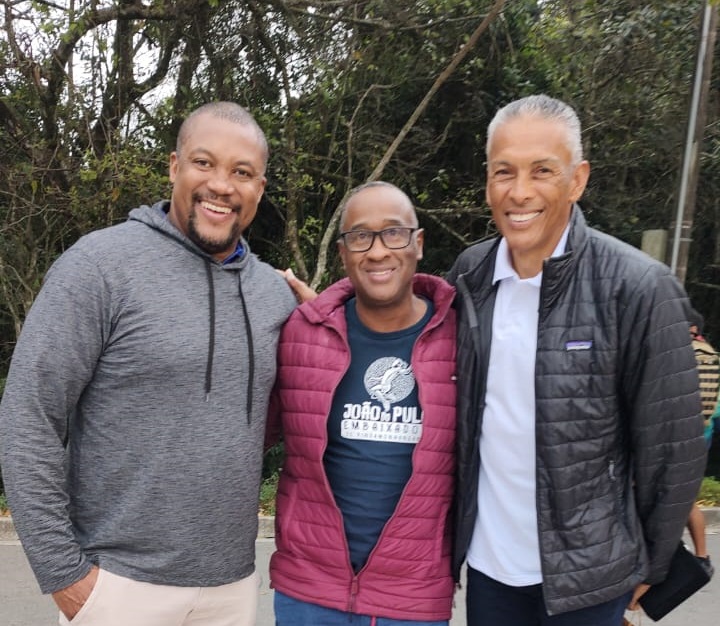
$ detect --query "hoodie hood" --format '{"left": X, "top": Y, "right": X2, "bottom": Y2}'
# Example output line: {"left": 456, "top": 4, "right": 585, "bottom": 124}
{"left": 127, "top": 201, "right": 251, "bottom": 268}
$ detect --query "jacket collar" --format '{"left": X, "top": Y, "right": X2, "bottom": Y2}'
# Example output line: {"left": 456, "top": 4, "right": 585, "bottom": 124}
{"left": 460, "top": 203, "right": 588, "bottom": 292}
{"left": 540, "top": 204, "right": 588, "bottom": 313}
{"left": 298, "top": 273, "right": 455, "bottom": 330}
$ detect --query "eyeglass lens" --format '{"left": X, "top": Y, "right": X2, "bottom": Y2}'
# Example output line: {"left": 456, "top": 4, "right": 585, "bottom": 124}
{"left": 343, "top": 228, "right": 414, "bottom": 251}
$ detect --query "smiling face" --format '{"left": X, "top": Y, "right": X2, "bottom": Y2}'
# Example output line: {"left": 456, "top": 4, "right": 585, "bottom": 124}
{"left": 486, "top": 114, "right": 590, "bottom": 278}
{"left": 168, "top": 113, "right": 267, "bottom": 261}
{"left": 338, "top": 185, "right": 424, "bottom": 327}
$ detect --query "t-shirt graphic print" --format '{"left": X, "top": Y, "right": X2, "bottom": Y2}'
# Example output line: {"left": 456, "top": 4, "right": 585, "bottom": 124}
{"left": 339, "top": 356, "right": 422, "bottom": 444}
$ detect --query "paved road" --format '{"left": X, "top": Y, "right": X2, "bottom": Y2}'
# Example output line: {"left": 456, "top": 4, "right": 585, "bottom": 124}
{"left": 2, "top": 529, "right": 719, "bottom": 626}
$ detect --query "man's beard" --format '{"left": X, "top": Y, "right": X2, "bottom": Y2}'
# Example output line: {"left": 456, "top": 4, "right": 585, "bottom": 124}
{"left": 187, "top": 208, "right": 243, "bottom": 256}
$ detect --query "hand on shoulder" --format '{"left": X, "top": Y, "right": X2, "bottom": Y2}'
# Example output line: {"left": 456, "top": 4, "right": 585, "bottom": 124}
{"left": 278, "top": 268, "right": 318, "bottom": 304}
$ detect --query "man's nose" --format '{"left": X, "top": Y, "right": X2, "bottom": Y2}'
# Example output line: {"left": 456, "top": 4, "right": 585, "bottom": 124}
{"left": 509, "top": 172, "right": 534, "bottom": 204}
{"left": 207, "top": 168, "right": 235, "bottom": 194}
{"left": 366, "top": 233, "right": 391, "bottom": 257}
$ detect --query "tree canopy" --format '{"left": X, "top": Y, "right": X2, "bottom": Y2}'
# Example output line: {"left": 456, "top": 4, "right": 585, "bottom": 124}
{"left": 1, "top": 0, "right": 719, "bottom": 371}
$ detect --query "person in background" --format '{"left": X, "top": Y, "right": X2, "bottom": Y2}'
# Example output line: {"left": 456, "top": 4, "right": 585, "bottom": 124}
{"left": 685, "top": 309, "right": 718, "bottom": 577}
{"left": 711, "top": 391, "right": 720, "bottom": 444}
{"left": 447, "top": 94, "right": 706, "bottom": 626}
{"left": 0, "top": 102, "right": 297, "bottom": 625}
{"left": 267, "top": 181, "right": 457, "bottom": 625}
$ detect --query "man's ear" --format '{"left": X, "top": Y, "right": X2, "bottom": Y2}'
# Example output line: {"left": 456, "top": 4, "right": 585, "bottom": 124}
{"left": 255, "top": 177, "right": 267, "bottom": 203}
{"left": 415, "top": 228, "right": 424, "bottom": 261}
{"left": 169, "top": 152, "right": 179, "bottom": 183}
{"left": 570, "top": 160, "right": 590, "bottom": 202}
{"left": 337, "top": 241, "right": 348, "bottom": 271}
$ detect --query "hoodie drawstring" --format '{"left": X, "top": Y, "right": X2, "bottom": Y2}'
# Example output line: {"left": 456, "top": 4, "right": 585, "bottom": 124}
{"left": 237, "top": 271, "right": 255, "bottom": 424}
{"left": 203, "top": 261, "right": 255, "bottom": 424}
{"left": 204, "top": 261, "right": 216, "bottom": 401}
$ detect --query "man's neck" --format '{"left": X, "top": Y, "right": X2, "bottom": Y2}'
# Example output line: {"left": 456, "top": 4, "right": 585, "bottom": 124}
{"left": 509, "top": 226, "right": 570, "bottom": 279}
{"left": 355, "top": 295, "right": 428, "bottom": 333}
{"left": 511, "top": 254, "right": 545, "bottom": 280}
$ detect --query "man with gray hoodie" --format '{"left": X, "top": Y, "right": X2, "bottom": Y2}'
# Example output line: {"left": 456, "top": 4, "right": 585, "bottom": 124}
{"left": 0, "top": 102, "right": 297, "bottom": 625}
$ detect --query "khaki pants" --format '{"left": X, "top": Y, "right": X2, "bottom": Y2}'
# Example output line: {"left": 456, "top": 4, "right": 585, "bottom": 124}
{"left": 58, "top": 569, "right": 259, "bottom": 626}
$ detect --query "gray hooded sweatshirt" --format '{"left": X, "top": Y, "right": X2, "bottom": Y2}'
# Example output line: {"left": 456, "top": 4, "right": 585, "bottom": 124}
{"left": 0, "top": 202, "right": 297, "bottom": 593}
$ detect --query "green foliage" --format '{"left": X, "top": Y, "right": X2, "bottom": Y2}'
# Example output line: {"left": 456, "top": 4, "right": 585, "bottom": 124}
{"left": 260, "top": 443, "right": 285, "bottom": 516}
{"left": 0, "top": 0, "right": 719, "bottom": 386}
{"left": 698, "top": 476, "right": 720, "bottom": 506}
{"left": 67, "top": 146, "right": 170, "bottom": 231}
{"left": 259, "top": 472, "right": 279, "bottom": 516}
{"left": 502, "top": 0, "right": 703, "bottom": 246}
{"left": 263, "top": 443, "right": 285, "bottom": 480}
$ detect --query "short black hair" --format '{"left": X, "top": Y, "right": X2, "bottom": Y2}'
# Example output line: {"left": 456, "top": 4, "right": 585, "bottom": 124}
{"left": 176, "top": 102, "right": 269, "bottom": 166}
{"left": 337, "top": 181, "right": 417, "bottom": 232}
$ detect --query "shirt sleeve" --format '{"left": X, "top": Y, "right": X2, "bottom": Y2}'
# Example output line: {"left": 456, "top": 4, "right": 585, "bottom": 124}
{"left": 620, "top": 266, "right": 707, "bottom": 585}
{"left": 0, "top": 245, "right": 109, "bottom": 593}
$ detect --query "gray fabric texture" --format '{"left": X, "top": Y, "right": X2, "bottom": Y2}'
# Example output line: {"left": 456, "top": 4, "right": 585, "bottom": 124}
{"left": 0, "top": 201, "right": 297, "bottom": 593}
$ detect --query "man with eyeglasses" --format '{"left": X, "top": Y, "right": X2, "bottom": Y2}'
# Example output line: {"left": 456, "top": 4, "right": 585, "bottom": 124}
{"left": 267, "top": 181, "right": 458, "bottom": 625}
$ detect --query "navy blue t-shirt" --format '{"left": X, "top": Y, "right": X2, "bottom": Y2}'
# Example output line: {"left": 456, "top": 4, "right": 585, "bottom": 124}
{"left": 324, "top": 297, "right": 433, "bottom": 572}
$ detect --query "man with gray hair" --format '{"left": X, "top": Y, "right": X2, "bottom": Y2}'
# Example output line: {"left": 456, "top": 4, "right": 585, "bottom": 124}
{"left": 447, "top": 94, "right": 706, "bottom": 625}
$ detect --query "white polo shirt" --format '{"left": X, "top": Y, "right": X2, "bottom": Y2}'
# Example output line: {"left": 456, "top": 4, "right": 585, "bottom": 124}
{"left": 466, "top": 226, "right": 569, "bottom": 586}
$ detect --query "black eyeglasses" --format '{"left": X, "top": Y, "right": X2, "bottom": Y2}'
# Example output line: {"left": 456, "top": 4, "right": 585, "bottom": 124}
{"left": 338, "top": 227, "right": 419, "bottom": 252}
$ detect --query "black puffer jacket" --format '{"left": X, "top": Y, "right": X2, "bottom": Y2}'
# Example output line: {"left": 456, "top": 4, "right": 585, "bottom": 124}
{"left": 447, "top": 205, "right": 706, "bottom": 615}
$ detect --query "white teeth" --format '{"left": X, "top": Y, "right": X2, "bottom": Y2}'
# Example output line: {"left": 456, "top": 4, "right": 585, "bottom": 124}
{"left": 202, "top": 201, "right": 232, "bottom": 214}
{"left": 509, "top": 211, "right": 540, "bottom": 223}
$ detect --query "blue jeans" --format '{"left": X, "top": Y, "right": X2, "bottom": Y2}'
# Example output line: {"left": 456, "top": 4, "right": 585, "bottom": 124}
{"left": 274, "top": 590, "right": 449, "bottom": 626}
{"left": 466, "top": 567, "right": 632, "bottom": 626}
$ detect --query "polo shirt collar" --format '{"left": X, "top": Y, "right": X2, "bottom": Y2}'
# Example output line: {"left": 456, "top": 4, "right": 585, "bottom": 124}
{"left": 492, "top": 222, "right": 571, "bottom": 286}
